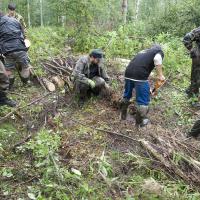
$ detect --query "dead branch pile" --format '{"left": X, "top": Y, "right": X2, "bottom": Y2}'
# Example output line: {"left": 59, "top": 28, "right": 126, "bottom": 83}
{"left": 41, "top": 57, "right": 76, "bottom": 92}
{"left": 140, "top": 126, "right": 200, "bottom": 187}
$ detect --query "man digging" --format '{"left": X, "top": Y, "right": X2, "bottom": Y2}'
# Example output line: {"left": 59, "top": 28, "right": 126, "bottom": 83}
{"left": 120, "top": 44, "right": 165, "bottom": 127}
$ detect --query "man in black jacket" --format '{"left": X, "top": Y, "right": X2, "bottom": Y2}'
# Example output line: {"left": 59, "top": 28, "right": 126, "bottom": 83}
{"left": 0, "top": 12, "right": 31, "bottom": 89}
{"left": 121, "top": 44, "right": 165, "bottom": 127}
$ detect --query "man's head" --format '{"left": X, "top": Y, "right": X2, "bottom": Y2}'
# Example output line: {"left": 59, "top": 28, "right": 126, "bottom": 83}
{"left": 8, "top": 3, "right": 16, "bottom": 17}
{"left": 89, "top": 49, "right": 104, "bottom": 64}
{"left": 151, "top": 43, "right": 162, "bottom": 50}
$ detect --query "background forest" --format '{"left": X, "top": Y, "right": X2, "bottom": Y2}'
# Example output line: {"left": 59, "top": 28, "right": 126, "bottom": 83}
{"left": 1, "top": 0, "right": 200, "bottom": 35}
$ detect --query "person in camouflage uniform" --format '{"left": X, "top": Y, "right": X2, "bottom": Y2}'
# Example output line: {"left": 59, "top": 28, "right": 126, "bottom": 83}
{"left": 72, "top": 49, "right": 110, "bottom": 106}
{"left": 0, "top": 55, "right": 16, "bottom": 107}
{"left": 0, "top": 12, "right": 31, "bottom": 89}
{"left": 183, "top": 27, "right": 200, "bottom": 98}
{"left": 7, "top": 3, "right": 27, "bottom": 38}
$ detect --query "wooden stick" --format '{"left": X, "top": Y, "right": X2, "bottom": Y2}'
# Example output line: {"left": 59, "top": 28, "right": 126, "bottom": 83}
{"left": 45, "top": 62, "right": 71, "bottom": 75}
{"left": 42, "top": 63, "right": 71, "bottom": 78}
{"left": 70, "top": 118, "right": 140, "bottom": 142}
{"left": 11, "top": 134, "right": 32, "bottom": 151}
{"left": 0, "top": 93, "right": 51, "bottom": 123}
{"left": 140, "top": 140, "right": 190, "bottom": 182}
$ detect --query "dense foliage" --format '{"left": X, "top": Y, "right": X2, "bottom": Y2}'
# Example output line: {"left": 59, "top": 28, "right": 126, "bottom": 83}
{"left": 1, "top": 0, "right": 200, "bottom": 36}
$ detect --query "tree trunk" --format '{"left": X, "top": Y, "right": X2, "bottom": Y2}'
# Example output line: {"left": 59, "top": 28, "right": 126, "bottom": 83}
{"left": 40, "top": 0, "right": 44, "bottom": 26}
{"left": 27, "top": 0, "right": 31, "bottom": 27}
{"left": 122, "top": 0, "right": 128, "bottom": 24}
{"left": 135, "top": 0, "right": 141, "bottom": 20}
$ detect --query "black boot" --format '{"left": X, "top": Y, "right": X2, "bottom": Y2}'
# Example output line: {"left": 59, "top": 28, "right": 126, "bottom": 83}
{"left": 185, "top": 86, "right": 199, "bottom": 98}
{"left": 9, "top": 78, "right": 15, "bottom": 90}
{"left": 187, "top": 120, "right": 200, "bottom": 138}
{"left": 78, "top": 97, "right": 86, "bottom": 107}
{"left": 0, "top": 91, "right": 17, "bottom": 107}
{"left": 191, "top": 102, "right": 200, "bottom": 108}
{"left": 76, "top": 82, "right": 90, "bottom": 107}
{"left": 120, "top": 98, "right": 130, "bottom": 120}
{"left": 20, "top": 77, "right": 31, "bottom": 87}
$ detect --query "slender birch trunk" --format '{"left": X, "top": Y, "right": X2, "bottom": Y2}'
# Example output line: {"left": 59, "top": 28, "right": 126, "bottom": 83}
{"left": 135, "top": 0, "right": 141, "bottom": 20}
{"left": 40, "top": 0, "right": 44, "bottom": 26}
{"left": 122, "top": 0, "right": 128, "bottom": 24}
{"left": 27, "top": 0, "right": 31, "bottom": 27}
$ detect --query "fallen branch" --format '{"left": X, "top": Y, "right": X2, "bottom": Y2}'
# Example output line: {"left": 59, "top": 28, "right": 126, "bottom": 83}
{"left": 45, "top": 62, "right": 71, "bottom": 76}
{"left": 0, "top": 93, "right": 52, "bottom": 123}
{"left": 11, "top": 134, "right": 32, "bottom": 152}
{"left": 70, "top": 118, "right": 140, "bottom": 143}
{"left": 140, "top": 140, "right": 191, "bottom": 183}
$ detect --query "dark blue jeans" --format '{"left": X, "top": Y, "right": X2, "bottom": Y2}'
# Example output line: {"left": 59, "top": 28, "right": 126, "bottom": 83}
{"left": 123, "top": 79, "right": 150, "bottom": 105}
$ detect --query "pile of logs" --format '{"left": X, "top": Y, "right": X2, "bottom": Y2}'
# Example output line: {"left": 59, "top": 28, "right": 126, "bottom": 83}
{"left": 37, "top": 57, "right": 77, "bottom": 92}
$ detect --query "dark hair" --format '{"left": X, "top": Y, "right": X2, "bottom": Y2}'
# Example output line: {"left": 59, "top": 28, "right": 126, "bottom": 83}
{"left": 8, "top": 3, "right": 16, "bottom": 11}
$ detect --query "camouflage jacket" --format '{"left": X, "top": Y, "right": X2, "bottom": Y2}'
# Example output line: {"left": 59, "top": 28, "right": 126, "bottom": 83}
{"left": 7, "top": 12, "right": 27, "bottom": 38}
{"left": 183, "top": 27, "right": 200, "bottom": 50}
{"left": 72, "top": 56, "right": 109, "bottom": 85}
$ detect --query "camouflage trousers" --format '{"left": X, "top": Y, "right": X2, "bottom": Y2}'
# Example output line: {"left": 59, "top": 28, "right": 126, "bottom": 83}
{"left": 74, "top": 76, "right": 107, "bottom": 100}
{"left": 0, "top": 59, "right": 9, "bottom": 91}
{"left": 4, "top": 51, "right": 31, "bottom": 79}
{"left": 188, "top": 47, "right": 200, "bottom": 96}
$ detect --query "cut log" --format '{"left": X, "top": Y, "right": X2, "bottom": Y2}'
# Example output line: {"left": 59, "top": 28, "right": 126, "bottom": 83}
{"left": 52, "top": 76, "right": 65, "bottom": 88}
{"left": 42, "top": 78, "right": 56, "bottom": 92}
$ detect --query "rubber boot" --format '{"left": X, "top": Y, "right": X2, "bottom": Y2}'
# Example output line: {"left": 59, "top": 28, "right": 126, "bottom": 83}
{"left": 77, "top": 85, "right": 90, "bottom": 108}
{"left": 20, "top": 77, "right": 31, "bottom": 87}
{"left": 0, "top": 91, "right": 17, "bottom": 107}
{"left": 191, "top": 102, "right": 200, "bottom": 108}
{"left": 135, "top": 105, "right": 149, "bottom": 127}
{"left": 187, "top": 120, "right": 200, "bottom": 138}
{"left": 9, "top": 78, "right": 15, "bottom": 90}
{"left": 185, "top": 86, "right": 199, "bottom": 98}
{"left": 120, "top": 98, "right": 130, "bottom": 120}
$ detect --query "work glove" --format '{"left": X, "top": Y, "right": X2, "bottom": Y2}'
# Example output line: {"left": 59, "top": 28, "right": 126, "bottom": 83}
{"left": 157, "top": 75, "right": 165, "bottom": 81}
{"left": 88, "top": 79, "right": 96, "bottom": 88}
{"left": 151, "top": 79, "right": 165, "bottom": 96}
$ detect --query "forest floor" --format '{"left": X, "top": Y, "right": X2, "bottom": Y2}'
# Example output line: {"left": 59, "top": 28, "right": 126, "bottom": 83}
{"left": 1, "top": 56, "right": 200, "bottom": 200}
